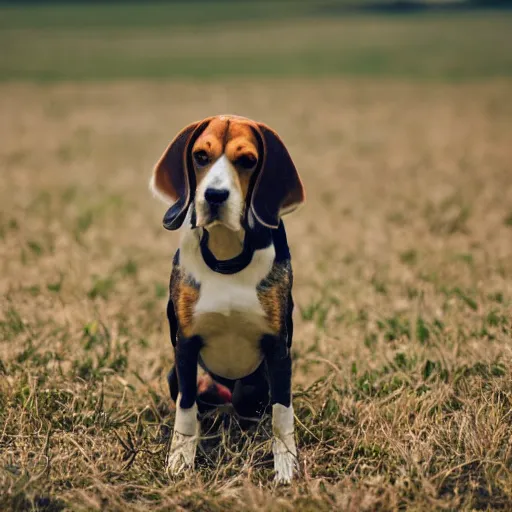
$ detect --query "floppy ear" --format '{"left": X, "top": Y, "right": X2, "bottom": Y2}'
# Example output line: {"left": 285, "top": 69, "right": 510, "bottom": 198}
{"left": 150, "top": 118, "right": 210, "bottom": 230}
{"left": 249, "top": 123, "right": 305, "bottom": 229}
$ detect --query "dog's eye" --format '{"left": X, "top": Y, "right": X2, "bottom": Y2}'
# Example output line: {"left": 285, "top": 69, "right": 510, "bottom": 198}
{"left": 193, "top": 150, "right": 210, "bottom": 167}
{"left": 236, "top": 154, "right": 257, "bottom": 170}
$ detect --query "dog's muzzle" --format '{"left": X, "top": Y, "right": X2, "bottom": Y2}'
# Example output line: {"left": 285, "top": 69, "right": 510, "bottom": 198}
{"left": 204, "top": 187, "right": 230, "bottom": 222}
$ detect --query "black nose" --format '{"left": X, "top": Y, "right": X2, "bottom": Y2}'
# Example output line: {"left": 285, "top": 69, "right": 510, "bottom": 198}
{"left": 205, "top": 188, "right": 230, "bottom": 206}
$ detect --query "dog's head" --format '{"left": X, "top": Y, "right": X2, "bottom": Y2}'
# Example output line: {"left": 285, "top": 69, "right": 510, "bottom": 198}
{"left": 150, "top": 115, "right": 305, "bottom": 231}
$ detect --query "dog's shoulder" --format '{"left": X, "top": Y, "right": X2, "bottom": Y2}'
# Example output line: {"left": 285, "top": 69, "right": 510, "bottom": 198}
{"left": 169, "top": 248, "right": 201, "bottom": 339}
{"left": 256, "top": 222, "right": 294, "bottom": 340}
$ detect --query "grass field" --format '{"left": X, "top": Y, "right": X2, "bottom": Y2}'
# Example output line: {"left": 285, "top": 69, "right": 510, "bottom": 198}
{"left": 1, "top": 3, "right": 512, "bottom": 80}
{"left": 1, "top": 3, "right": 512, "bottom": 511}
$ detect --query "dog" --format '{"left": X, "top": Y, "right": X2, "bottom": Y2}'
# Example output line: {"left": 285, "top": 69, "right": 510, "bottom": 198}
{"left": 150, "top": 115, "right": 305, "bottom": 483}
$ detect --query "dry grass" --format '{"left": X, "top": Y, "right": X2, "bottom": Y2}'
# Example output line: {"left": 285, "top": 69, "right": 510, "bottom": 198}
{"left": 1, "top": 78, "right": 512, "bottom": 510}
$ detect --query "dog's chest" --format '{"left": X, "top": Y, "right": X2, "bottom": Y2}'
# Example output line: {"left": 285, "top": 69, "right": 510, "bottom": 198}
{"left": 194, "top": 310, "right": 266, "bottom": 379}
{"left": 180, "top": 236, "right": 276, "bottom": 380}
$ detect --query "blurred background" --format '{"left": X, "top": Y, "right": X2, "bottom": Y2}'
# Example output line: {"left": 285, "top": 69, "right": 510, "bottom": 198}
{"left": 1, "top": 0, "right": 511, "bottom": 81}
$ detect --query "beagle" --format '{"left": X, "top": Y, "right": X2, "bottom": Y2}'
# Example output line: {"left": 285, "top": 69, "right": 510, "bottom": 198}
{"left": 150, "top": 115, "right": 305, "bottom": 483}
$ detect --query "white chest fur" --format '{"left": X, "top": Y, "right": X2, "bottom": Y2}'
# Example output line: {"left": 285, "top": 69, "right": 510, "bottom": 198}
{"left": 180, "top": 228, "right": 275, "bottom": 380}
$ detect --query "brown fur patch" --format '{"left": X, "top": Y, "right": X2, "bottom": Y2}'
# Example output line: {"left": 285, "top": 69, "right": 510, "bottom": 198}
{"left": 176, "top": 283, "right": 200, "bottom": 338}
{"left": 258, "top": 286, "right": 282, "bottom": 334}
{"left": 170, "top": 266, "right": 200, "bottom": 339}
{"left": 257, "top": 261, "right": 292, "bottom": 335}
{"left": 225, "top": 134, "right": 258, "bottom": 198}
{"left": 203, "top": 224, "right": 244, "bottom": 260}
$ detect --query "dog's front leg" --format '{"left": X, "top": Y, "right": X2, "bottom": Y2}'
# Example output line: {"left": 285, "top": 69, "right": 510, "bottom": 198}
{"left": 263, "top": 337, "right": 297, "bottom": 484}
{"left": 167, "top": 335, "right": 201, "bottom": 476}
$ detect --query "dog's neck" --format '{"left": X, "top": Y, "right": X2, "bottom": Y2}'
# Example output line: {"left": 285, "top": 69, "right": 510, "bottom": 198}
{"left": 202, "top": 224, "right": 245, "bottom": 260}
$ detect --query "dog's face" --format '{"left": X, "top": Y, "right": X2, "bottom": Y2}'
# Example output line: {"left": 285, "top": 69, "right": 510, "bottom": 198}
{"left": 150, "top": 115, "right": 305, "bottom": 232}
{"left": 191, "top": 117, "right": 259, "bottom": 231}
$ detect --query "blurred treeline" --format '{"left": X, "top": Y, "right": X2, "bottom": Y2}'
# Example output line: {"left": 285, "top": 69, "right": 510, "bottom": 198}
{"left": 0, "top": 0, "right": 511, "bottom": 10}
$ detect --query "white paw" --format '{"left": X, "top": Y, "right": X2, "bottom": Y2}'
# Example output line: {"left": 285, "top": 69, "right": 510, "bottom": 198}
{"left": 166, "top": 431, "right": 197, "bottom": 476}
{"left": 272, "top": 403, "right": 297, "bottom": 484}
{"left": 273, "top": 434, "right": 297, "bottom": 484}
